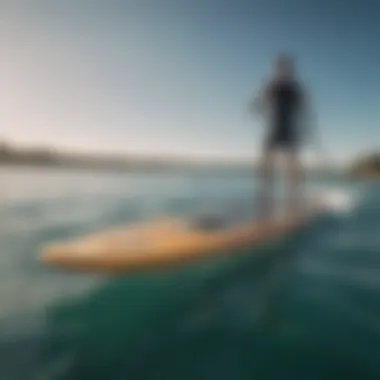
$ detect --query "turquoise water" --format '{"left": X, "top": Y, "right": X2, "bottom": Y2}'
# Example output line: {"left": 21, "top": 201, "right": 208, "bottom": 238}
{"left": 0, "top": 167, "right": 379, "bottom": 380}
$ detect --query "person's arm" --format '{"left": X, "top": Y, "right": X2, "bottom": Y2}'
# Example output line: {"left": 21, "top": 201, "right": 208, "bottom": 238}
{"left": 299, "top": 85, "right": 319, "bottom": 146}
{"left": 249, "top": 80, "right": 271, "bottom": 116}
{"left": 299, "top": 85, "right": 330, "bottom": 167}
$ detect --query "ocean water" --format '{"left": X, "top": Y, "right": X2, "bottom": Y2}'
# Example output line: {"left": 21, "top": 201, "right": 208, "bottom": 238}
{"left": 0, "top": 166, "right": 379, "bottom": 380}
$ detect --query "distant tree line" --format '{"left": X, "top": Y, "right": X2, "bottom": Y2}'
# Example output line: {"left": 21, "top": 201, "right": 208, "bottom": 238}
{"left": 0, "top": 140, "right": 254, "bottom": 174}
{"left": 351, "top": 152, "right": 380, "bottom": 177}
{"left": 0, "top": 141, "right": 57, "bottom": 164}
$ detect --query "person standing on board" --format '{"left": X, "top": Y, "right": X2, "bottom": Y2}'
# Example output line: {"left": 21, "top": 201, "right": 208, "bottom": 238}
{"left": 250, "top": 54, "right": 315, "bottom": 216}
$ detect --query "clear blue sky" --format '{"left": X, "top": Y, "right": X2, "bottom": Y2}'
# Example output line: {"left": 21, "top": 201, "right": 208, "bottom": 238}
{"left": 1, "top": 0, "right": 379, "bottom": 164}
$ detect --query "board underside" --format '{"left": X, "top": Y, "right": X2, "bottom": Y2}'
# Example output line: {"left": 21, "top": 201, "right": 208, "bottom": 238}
{"left": 40, "top": 200, "right": 324, "bottom": 273}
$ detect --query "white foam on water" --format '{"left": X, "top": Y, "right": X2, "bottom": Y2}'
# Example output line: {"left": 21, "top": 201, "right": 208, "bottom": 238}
{"left": 311, "top": 187, "right": 358, "bottom": 214}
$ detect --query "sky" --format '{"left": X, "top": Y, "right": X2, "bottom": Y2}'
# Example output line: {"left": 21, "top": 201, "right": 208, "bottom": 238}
{"left": 1, "top": 0, "right": 379, "bottom": 164}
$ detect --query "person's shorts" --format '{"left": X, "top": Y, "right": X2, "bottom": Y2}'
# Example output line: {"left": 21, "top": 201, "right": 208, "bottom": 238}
{"left": 264, "top": 122, "right": 299, "bottom": 152}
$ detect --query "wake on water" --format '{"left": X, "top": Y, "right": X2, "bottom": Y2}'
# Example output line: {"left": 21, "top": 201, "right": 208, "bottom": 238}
{"left": 314, "top": 187, "right": 358, "bottom": 214}
{"left": 191, "top": 185, "right": 358, "bottom": 231}
{"left": 185, "top": 187, "right": 360, "bottom": 332}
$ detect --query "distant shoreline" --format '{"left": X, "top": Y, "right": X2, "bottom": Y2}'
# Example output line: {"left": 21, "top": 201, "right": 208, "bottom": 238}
{"left": 0, "top": 143, "right": 252, "bottom": 172}
{"left": 350, "top": 170, "right": 380, "bottom": 181}
{"left": 349, "top": 153, "right": 380, "bottom": 181}
{"left": 3, "top": 141, "right": 379, "bottom": 179}
{"left": 0, "top": 143, "right": 334, "bottom": 174}
{"left": 0, "top": 161, "right": 256, "bottom": 175}
{"left": 0, "top": 145, "right": 258, "bottom": 175}
{"left": 0, "top": 161, "right": 344, "bottom": 180}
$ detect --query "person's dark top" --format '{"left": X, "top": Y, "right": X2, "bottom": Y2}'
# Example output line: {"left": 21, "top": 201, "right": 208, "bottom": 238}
{"left": 265, "top": 78, "right": 304, "bottom": 148}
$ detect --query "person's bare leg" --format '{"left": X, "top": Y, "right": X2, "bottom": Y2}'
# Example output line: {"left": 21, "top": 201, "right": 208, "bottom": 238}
{"left": 286, "top": 151, "right": 304, "bottom": 213}
{"left": 257, "top": 150, "right": 276, "bottom": 218}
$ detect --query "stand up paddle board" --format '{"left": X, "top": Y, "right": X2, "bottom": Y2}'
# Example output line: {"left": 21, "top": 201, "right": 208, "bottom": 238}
{"left": 39, "top": 199, "right": 326, "bottom": 273}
